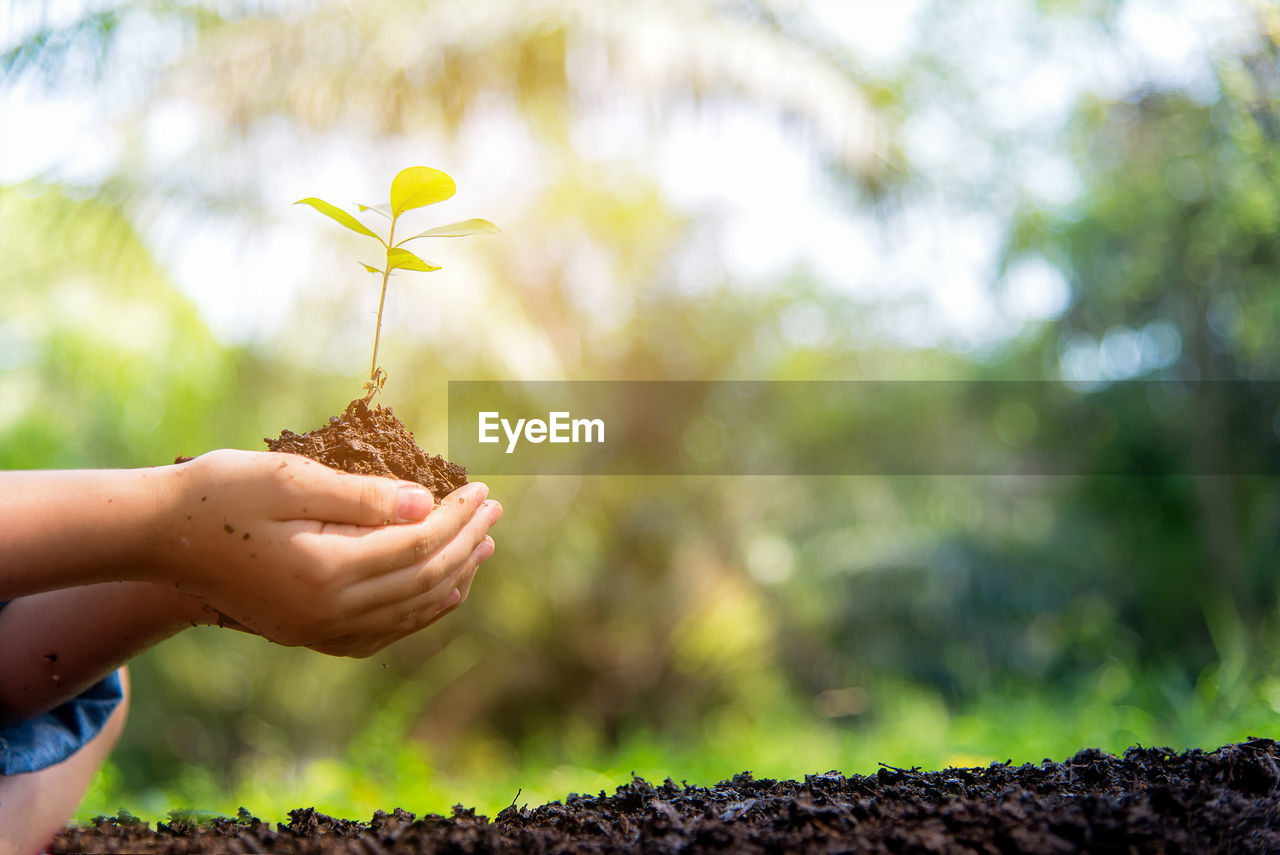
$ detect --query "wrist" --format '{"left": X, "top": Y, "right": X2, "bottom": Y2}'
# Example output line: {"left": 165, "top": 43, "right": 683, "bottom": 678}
{"left": 127, "top": 462, "right": 187, "bottom": 586}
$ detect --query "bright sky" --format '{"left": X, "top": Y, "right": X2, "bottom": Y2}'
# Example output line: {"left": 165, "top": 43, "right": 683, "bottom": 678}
{"left": 0, "top": 0, "right": 1265, "bottom": 370}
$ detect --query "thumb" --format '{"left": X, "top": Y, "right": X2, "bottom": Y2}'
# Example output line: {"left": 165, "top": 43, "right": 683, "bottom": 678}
{"left": 285, "top": 462, "right": 435, "bottom": 526}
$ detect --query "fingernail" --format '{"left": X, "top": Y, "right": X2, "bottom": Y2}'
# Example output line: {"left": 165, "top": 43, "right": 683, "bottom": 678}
{"left": 485, "top": 500, "right": 503, "bottom": 525}
{"left": 396, "top": 486, "right": 433, "bottom": 521}
{"left": 465, "top": 481, "right": 490, "bottom": 504}
{"left": 434, "top": 588, "right": 462, "bottom": 616}
{"left": 475, "top": 536, "right": 496, "bottom": 562}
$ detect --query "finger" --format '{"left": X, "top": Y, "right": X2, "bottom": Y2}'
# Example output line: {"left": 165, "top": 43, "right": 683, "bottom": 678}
{"left": 280, "top": 482, "right": 489, "bottom": 584}
{"left": 357, "top": 604, "right": 456, "bottom": 654}
{"left": 456, "top": 537, "right": 492, "bottom": 602}
{"left": 336, "top": 493, "right": 497, "bottom": 603}
{"left": 271, "top": 454, "right": 440, "bottom": 525}
{"left": 363, "top": 583, "right": 468, "bottom": 654}
{"left": 312, "top": 586, "right": 464, "bottom": 658}
{"left": 343, "top": 560, "right": 483, "bottom": 654}
{"left": 334, "top": 531, "right": 492, "bottom": 638}
{"left": 342, "top": 501, "right": 497, "bottom": 612}
{"left": 307, "top": 635, "right": 357, "bottom": 657}
{"left": 300, "top": 503, "right": 496, "bottom": 653}
{"left": 336, "top": 564, "right": 463, "bottom": 639}
{"left": 388, "top": 554, "right": 485, "bottom": 645}
{"left": 382, "top": 536, "right": 492, "bottom": 637}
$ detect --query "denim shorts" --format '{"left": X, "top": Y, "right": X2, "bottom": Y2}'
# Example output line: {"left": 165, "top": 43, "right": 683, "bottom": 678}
{"left": 0, "top": 601, "right": 125, "bottom": 775}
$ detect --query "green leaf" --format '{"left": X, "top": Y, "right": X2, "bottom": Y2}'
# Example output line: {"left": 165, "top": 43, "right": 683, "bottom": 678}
{"left": 389, "top": 166, "right": 456, "bottom": 216}
{"left": 400, "top": 218, "right": 500, "bottom": 241}
{"left": 359, "top": 262, "right": 383, "bottom": 274}
{"left": 357, "top": 202, "right": 392, "bottom": 220}
{"left": 294, "top": 198, "right": 385, "bottom": 243}
{"left": 386, "top": 247, "right": 441, "bottom": 272}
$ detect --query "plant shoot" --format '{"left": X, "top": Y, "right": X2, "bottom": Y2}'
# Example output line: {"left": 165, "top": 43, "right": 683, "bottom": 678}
{"left": 295, "top": 166, "right": 498, "bottom": 400}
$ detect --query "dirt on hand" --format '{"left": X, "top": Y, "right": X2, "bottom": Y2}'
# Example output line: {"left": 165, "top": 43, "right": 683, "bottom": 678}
{"left": 264, "top": 397, "right": 468, "bottom": 501}
{"left": 54, "top": 738, "right": 1280, "bottom": 854}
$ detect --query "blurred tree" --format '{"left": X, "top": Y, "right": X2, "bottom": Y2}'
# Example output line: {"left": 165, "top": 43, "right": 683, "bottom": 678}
{"left": 996, "top": 26, "right": 1280, "bottom": 666}
{"left": 0, "top": 184, "right": 235, "bottom": 467}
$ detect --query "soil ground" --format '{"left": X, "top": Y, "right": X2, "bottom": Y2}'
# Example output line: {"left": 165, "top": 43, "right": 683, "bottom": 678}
{"left": 54, "top": 738, "right": 1280, "bottom": 853}
{"left": 263, "top": 397, "right": 467, "bottom": 501}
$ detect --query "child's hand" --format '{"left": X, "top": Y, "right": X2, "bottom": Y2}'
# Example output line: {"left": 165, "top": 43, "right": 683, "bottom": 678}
{"left": 303, "top": 532, "right": 493, "bottom": 658}
{"left": 151, "top": 450, "right": 500, "bottom": 655}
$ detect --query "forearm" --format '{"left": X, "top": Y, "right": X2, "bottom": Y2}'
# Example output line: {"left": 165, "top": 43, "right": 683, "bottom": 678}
{"left": 0, "top": 468, "right": 174, "bottom": 599}
{"left": 0, "top": 582, "right": 213, "bottom": 726}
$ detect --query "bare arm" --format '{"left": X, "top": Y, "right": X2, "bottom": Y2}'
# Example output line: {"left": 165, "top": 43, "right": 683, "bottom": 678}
{"left": 0, "top": 467, "right": 173, "bottom": 599}
{"left": 0, "top": 582, "right": 213, "bottom": 726}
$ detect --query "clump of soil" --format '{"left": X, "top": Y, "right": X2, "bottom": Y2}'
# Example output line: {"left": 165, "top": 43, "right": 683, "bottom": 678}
{"left": 264, "top": 397, "right": 467, "bottom": 501}
{"left": 54, "top": 739, "right": 1280, "bottom": 854}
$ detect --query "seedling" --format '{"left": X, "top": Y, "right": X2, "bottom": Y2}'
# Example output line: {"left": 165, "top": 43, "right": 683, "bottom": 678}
{"left": 295, "top": 166, "right": 498, "bottom": 401}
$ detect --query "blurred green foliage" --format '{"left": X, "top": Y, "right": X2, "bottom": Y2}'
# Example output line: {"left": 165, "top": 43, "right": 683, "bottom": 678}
{"left": 0, "top": 185, "right": 243, "bottom": 467}
{"left": 0, "top": 0, "right": 1277, "bottom": 824}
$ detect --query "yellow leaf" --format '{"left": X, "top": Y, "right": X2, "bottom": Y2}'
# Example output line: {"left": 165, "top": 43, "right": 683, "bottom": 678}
{"left": 385, "top": 247, "right": 441, "bottom": 273}
{"left": 293, "top": 198, "right": 384, "bottom": 243}
{"left": 389, "top": 167, "right": 456, "bottom": 216}
{"left": 401, "top": 218, "right": 500, "bottom": 241}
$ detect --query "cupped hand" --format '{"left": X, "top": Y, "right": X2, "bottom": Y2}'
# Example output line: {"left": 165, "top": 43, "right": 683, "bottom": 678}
{"left": 149, "top": 450, "right": 501, "bottom": 653}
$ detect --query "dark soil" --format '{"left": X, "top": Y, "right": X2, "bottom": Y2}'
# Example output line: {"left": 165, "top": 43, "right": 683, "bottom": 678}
{"left": 263, "top": 397, "right": 467, "bottom": 501}
{"left": 54, "top": 739, "right": 1280, "bottom": 854}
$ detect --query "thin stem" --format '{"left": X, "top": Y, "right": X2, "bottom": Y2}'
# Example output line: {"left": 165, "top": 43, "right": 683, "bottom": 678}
{"left": 370, "top": 269, "right": 390, "bottom": 381}
{"left": 370, "top": 216, "right": 397, "bottom": 381}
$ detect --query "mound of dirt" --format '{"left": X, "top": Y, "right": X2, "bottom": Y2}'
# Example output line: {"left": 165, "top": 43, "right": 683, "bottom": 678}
{"left": 264, "top": 397, "right": 467, "bottom": 501}
{"left": 55, "top": 739, "right": 1280, "bottom": 854}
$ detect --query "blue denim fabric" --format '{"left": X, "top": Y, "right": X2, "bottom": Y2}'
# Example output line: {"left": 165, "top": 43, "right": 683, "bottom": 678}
{"left": 0, "top": 601, "right": 125, "bottom": 775}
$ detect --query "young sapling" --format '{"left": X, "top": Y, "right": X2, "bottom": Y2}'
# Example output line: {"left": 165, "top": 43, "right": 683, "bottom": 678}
{"left": 295, "top": 166, "right": 498, "bottom": 401}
